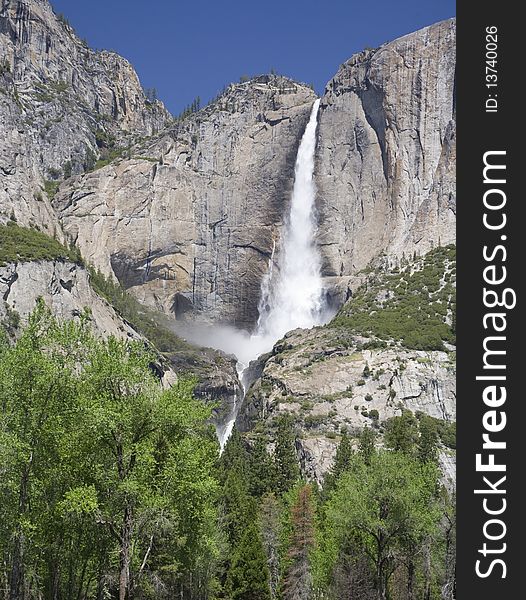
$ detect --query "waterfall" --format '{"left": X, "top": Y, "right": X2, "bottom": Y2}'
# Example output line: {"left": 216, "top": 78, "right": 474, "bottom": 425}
{"left": 254, "top": 98, "right": 325, "bottom": 345}
{"left": 218, "top": 98, "right": 329, "bottom": 452}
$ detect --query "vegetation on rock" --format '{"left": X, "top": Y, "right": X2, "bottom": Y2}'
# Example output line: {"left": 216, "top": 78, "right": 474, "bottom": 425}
{"left": 0, "top": 222, "right": 82, "bottom": 266}
{"left": 332, "top": 245, "right": 456, "bottom": 350}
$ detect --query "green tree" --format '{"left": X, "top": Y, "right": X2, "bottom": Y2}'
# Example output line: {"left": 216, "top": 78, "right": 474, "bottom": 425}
{"left": 274, "top": 416, "right": 300, "bottom": 495}
{"left": 222, "top": 468, "right": 256, "bottom": 549}
{"left": 226, "top": 521, "right": 271, "bottom": 600}
{"left": 384, "top": 411, "right": 419, "bottom": 455}
{"left": 322, "top": 432, "right": 354, "bottom": 495}
{"left": 418, "top": 415, "right": 440, "bottom": 463}
{"left": 77, "top": 338, "right": 217, "bottom": 600}
{"left": 320, "top": 452, "right": 441, "bottom": 600}
{"left": 247, "top": 437, "right": 277, "bottom": 497}
{"left": 359, "top": 426, "right": 377, "bottom": 465}
{"left": 0, "top": 301, "right": 89, "bottom": 600}
{"left": 0, "top": 303, "right": 219, "bottom": 600}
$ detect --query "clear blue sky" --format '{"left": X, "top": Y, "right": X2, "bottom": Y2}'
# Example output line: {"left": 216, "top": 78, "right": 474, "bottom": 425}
{"left": 50, "top": 0, "right": 455, "bottom": 116}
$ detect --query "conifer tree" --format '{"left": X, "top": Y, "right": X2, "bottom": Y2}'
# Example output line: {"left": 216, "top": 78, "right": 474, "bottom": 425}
{"left": 226, "top": 521, "right": 272, "bottom": 600}
{"left": 322, "top": 432, "right": 354, "bottom": 495}
{"left": 274, "top": 416, "right": 300, "bottom": 495}
{"left": 247, "top": 437, "right": 276, "bottom": 497}
{"left": 359, "top": 426, "right": 377, "bottom": 465}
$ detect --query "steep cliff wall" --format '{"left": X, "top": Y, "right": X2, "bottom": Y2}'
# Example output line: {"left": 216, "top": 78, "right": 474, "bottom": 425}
{"left": 0, "top": 0, "right": 170, "bottom": 230}
{"left": 316, "top": 19, "right": 455, "bottom": 293}
{"left": 54, "top": 77, "right": 317, "bottom": 327}
{"left": 52, "top": 19, "right": 455, "bottom": 328}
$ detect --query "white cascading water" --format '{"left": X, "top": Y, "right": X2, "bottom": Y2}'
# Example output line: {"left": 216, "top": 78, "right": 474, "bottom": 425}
{"left": 218, "top": 98, "right": 329, "bottom": 451}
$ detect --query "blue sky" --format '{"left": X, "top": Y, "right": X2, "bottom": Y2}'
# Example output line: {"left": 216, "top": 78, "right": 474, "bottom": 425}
{"left": 50, "top": 0, "right": 455, "bottom": 116}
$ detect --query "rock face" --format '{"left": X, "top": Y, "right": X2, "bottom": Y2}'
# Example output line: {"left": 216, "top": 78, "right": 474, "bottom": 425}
{"left": 237, "top": 327, "right": 456, "bottom": 483}
{"left": 0, "top": 6, "right": 457, "bottom": 475}
{"left": 0, "top": 0, "right": 170, "bottom": 230}
{"left": 0, "top": 259, "right": 138, "bottom": 338}
{"left": 54, "top": 77, "right": 317, "bottom": 328}
{"left": 51, "top": 19, "right": 456, "bottom": 329}
{"left": 316, "top": 19, "right": 456, "bottom": 295}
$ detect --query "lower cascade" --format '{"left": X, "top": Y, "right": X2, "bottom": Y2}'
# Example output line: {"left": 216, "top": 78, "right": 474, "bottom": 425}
{"left": 218, "top": 98, "right": 331, "bottom": 450}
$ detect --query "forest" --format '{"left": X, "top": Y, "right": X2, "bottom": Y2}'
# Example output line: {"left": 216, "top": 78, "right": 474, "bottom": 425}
{"left": 0, "top": 301, "right": 455, "bottom": 600}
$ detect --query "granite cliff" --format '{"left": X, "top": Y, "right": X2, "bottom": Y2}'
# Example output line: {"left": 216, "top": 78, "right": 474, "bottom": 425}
{"left": 0, "top": 0, "right": 170, "bottom": 232}
{"left": 316, "top": 18, "right": 456, "bottom": 303}
{"left": 50, "top": 19, "right": 456, "bottom": 327}
{"left": 54, "top": 77, "right": 317, "bottom": 327}
{"left": 0, "top": 0, "right": 456, "bottom": 479}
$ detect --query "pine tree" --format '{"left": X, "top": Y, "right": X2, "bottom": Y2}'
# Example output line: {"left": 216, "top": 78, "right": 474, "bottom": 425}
{"left": 247, "top": 437, "right": 276, "bottom": 497}
{"left": 222, "top": 468, "right": 256, "bottom": 548}
{"left": 323, "top": 432, "right": 354, "bottom": 495}
{"left": 281, "top": 486, "right": 315, "bottom": 600}
{"left": 220, "top": 428, "right": 249, "bottom": 483}
{"left": 274, "top": 416, "right": 300, "bottom": 495}
{"left": 226, "top": 521, "right": 272, "bottom": 600}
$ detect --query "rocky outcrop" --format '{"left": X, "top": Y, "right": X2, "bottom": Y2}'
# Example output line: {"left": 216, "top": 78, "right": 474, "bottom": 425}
{"left": 0, "top": 259, "right": 139, "bottom": 338}
{"left": 237, "top": 326, "right": 456, "bottom": 483}
{"left": 0, "top": 0, "right": 170, "bottom": 230}
{"left": 316, "top": 19, "right": 455, "bottom": 296}
{"left": 54, "top": 77, "right": 317, "bottom": 327}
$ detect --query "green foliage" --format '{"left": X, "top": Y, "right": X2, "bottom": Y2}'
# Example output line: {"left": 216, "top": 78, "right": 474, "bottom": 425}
{"left": 415, "top": 412, "right": 456, "bottom": 450}
{"left": 63, "top": 160, "right": 72, "bottom": 179}
{"left": 247, "top": 438, "right": 277, "bottom": 498}
{"left": 0, "top": 302, "right": 218, "bottom": 599}
{"left": 0, "top": 222, "right": 82, "bottom": 266}
{"left": 331, "top": 245, "right": 456, "bottom": 350}
{"left": 384, "top": 411, "right": 419, "bottom": 455}
{"left": 174, "top": 97, "right": 202, "bottom": 121}
{"left": 44, "top": 179, "right": 60, "bottom": 199}
{"left": 417, "top": 415, "right": 440, "bottom": 463}
{"left": 315, "top": 451, "right": 442, "bottom": 598}
{"left": 87, "top": 266, "right": 189, "bottom": 353}
{"left": 226, "top": 521, "right": 271, "bottom": 600}
{"left": 368, "top": 409, "right": 379, "bottom": 423}
{"left": 439, "top": 420, "right": 456, "bottom": 449}
{"left": 323, "top": 433, "right": 354, "bottom": 496}
{"left": 274, "top": 416, "right": 300, "bottom": 494}
{"left": 87, "top": 129, "right": 126, "bottom": 170}
{"left": 358, "top": 426, "right": 377, "bottom": 464}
